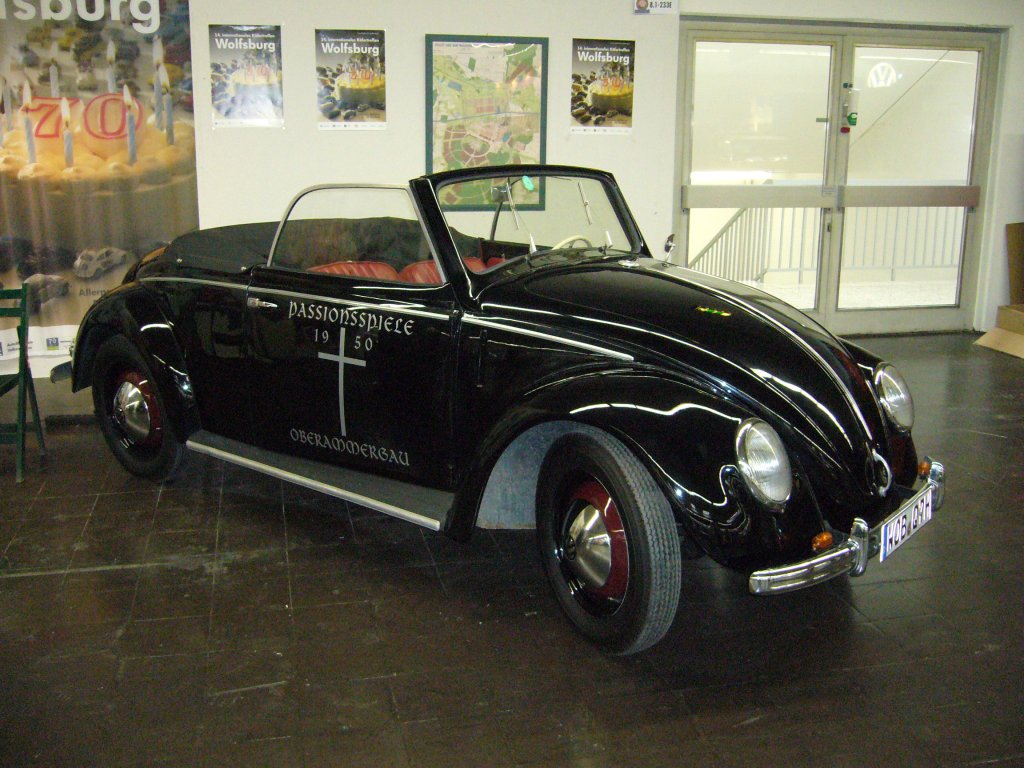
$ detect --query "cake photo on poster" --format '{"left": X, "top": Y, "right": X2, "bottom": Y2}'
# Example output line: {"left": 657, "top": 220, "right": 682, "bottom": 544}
{"left": 208, "top": 24, "right": 283, "bottom": 127}
{"left": 315, "top": 29, "right": 386, "bottom": 129}
{"left": 570, "top": 38, "right": 635, "bottom": 134}
{"left": 0, "top": 1, "right": 198, "bottom": 348}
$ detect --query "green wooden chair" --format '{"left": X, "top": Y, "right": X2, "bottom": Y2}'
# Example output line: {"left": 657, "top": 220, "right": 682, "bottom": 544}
{"left": 0, "top": 284, "right": 47, "bottom": 483}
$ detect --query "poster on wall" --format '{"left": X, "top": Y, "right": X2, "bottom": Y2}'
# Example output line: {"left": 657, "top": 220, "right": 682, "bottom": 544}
{"left": 316, "top": 30, "right": 386, "bottom": 130}
{"left": 0, "top": 1, "right": 197, "bottom": 369}
{"left": 426, "top": 34, "right": 546, "bottom": 205}
{"left": 209, "top": 24, "right": 283, "bottom": 128}
{"left": 571, "top": 39, "right": 635, "bottom": 134}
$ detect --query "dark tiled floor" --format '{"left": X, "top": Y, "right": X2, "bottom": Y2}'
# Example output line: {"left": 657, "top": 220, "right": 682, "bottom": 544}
{"left": 1, "top": 332, "right": 1022, "bottom": 767}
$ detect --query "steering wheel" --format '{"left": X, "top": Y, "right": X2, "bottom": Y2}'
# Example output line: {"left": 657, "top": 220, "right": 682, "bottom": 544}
{"left": 551, "top": 234, "right": 594, "bottom": 250}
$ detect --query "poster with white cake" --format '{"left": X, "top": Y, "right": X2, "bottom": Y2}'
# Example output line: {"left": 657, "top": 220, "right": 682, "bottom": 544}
{"left": 316, "top": 30, "right": 386, "bottom": 130}
{"left": 570, "top": 39, "right": 635, "bottom": 134}
{"left": 0, "top": 1, "right": 198, "bottom": 368}
{"left": 209, "top": 25, "right": 284, "bottom": 128}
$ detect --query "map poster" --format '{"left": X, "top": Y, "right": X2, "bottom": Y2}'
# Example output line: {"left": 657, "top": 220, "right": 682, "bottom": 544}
{"left": 209, "top": 25, "right": 283, "bottom": 128}
{"left": 426, "top": 34, "right": 547, "bottom": 206}
{"left": 571, "top": 39, "right": 635, "bottom": 134}
{"left": 315, "top": 29, "right": 386, "bottom": 131}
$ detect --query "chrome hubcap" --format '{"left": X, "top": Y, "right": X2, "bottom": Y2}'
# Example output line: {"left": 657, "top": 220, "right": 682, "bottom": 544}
{"left": 112, "top": 379, "right": 152, "bottom": 445}
{"left": 558, "top": 479, "right": 629, "bottom": 606}
{"left": 564, "top": 503, "right": 613, "bottom": 591}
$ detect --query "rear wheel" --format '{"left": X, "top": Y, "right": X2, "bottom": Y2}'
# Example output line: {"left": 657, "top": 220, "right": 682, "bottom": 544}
{"left": 537, "top": 432, "right": 681, "bottom": 654}
{"left": 92, "top": 335, "right": 185, "bottom": 481}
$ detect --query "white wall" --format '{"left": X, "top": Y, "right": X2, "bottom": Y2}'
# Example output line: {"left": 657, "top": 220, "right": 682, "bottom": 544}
{"left": 187, "top": 0, "right": 681, "bottom": 251}
{"left": 188, "top": 0, "right": 1023, "bottom": 331}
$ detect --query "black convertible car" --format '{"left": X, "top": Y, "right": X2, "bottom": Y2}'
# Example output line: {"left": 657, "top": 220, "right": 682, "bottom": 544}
{"left": 66, "top": 165, "right": 944, "bottom": 654}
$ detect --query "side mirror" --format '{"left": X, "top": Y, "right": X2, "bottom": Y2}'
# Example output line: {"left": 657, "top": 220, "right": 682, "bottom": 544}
{"left": 664, "top": 234, "right": 676, "bottom": 256}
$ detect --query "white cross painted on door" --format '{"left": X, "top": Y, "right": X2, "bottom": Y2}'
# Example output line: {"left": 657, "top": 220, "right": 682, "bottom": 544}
{"left": 317, "top": 327, "right": 366, "bottom": 437}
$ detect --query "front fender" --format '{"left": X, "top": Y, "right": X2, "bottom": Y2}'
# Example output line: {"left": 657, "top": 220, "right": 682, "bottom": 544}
{"left": 447, "top": 370, "right": 759, "bottom": 548}
{"left": 72, "top": 283, "right": 199, "bottom": 440}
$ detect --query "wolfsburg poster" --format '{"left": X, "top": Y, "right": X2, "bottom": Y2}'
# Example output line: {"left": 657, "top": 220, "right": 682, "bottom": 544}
{"left": 570, "top": 38, "right": 635, "bottom": 134}
{"left": 315, "top": 29, "right": 386, "bottom": 130}
{"left": 209, "top": 24, "right": 283, "bottom": 128}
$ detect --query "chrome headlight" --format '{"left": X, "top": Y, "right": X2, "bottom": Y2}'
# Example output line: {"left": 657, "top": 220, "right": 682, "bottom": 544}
{"left": 735, "top": 419, "right": 792, "bottom": 508}
{"left": 874, "top": 363, "right": 914, "bottom": 431}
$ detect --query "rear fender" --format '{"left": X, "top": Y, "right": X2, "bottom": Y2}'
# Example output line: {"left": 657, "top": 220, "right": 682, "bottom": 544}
{"left": 72, "top": 284, "right": 199, "bottom": 440}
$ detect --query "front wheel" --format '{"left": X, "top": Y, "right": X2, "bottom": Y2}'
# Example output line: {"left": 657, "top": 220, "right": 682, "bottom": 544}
{"left": 92, "top": 335, "right": 185, "bottom": 481}
{"left": 536, "top": 432, "right": 681, "bottom": 654}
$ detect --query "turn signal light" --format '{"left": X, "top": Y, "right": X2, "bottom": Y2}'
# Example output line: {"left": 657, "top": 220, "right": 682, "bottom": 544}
{"left": 811, "top": 532, "right": 834, "bottom": 552}
{"left": 918, "top": 459, "right": 932, "bottom": 478}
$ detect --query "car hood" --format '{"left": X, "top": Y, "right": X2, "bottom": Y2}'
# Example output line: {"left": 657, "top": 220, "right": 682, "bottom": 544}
{"left": 477, "top": 256, "right": 890, "bottom": 500}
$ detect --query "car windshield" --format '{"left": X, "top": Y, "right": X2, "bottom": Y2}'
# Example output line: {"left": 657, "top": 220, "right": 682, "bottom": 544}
{"left": 435, "top": 172, "right": 639, "bottom": 269}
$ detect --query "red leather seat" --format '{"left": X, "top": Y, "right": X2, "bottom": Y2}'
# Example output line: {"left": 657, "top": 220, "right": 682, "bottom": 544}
{"left": 485, "top": 257, "right": 505, "bottom": 269}
{"left": 399, "top": 260, "right": 441, "bottom": 284}
{"left": 309, "top": 261, "right": 399, "bottom": 280}
{"left": 399, "top": 257, "right": 490, "bottom": 284}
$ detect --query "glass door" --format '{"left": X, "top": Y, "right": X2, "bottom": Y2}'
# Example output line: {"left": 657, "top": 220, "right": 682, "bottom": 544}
{"left": 685, "top": 37, "right": 837, "bottom": 311}
{"left": 678, "top": 23, "right": 997, "bottom": 334}
{"left": 838, "top": 46, "right": 980, "bottom": 312}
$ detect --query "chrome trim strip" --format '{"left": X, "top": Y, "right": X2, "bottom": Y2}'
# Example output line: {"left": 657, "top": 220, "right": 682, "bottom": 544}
{"left": 463, "top": 316, "right": 635, "bottom": 362}
{"left": 186, "top": 438, "right": 442, "bottom": 532}
{"left": 142, "top": 276, "right": 245, "bottom": 292}
{"left": 748, "top": 459, "right": 944, "bottom": 595}
{"left": 140, "top": 277, "right": 452, "bottom": 322}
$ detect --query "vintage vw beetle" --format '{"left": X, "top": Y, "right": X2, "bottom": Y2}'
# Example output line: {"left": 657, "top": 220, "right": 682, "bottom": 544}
{"left": 66, "top": 165, "right": 944, "bottom": 654}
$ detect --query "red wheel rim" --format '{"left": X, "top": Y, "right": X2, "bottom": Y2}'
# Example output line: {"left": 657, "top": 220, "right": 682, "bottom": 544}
{"left": 111, "top": 370, "right": 163, "bottom": 449}
{"left": 559, "top": 478, "right": 629, "bottom": 606}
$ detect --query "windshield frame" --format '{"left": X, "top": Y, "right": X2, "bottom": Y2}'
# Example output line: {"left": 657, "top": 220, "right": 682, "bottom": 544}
{"left": 424, "top": 165, "right": 649, "bottom": 279}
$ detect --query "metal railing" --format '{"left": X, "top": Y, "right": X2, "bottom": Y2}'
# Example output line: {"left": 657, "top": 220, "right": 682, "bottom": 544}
{"left": 688, "top": 207, "right": 820, "bottom": 284}
{"left": 688, "top": 206, "right": 964, "bottom": 284}
{"left": 842, "top": 207, "right": 965, "bottom": 276}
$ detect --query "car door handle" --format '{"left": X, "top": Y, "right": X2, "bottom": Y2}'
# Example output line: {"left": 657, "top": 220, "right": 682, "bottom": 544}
{"left": 247, "top": 297, "right": 278, "bottom": 310}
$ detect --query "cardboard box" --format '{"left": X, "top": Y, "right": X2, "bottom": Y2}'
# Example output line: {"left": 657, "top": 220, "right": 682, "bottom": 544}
{"left": 1008, "top": 223, "right": 1024, "bottom": 306}
{"left": 996, "top": 304, "right": 1024, "bottom": 335}
{"left": 976, "top": 303, "right": 1024, "bottom": 359}
{"left": 975, "top": 225, "right": 1024, "bottom": 359}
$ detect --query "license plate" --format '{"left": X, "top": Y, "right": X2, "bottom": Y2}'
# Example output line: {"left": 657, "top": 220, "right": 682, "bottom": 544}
{"left": 879, "top": 486, "right": 933, "bottom": 562}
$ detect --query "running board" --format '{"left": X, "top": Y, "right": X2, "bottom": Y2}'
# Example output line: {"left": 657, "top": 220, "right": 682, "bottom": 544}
{"left": 186, "top": 431, "right": 451, "bottom": 531}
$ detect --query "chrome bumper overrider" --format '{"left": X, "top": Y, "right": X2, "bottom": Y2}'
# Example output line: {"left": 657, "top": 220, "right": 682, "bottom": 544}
{"left": 748, "top": 459, "right": 945, "bottom": 595}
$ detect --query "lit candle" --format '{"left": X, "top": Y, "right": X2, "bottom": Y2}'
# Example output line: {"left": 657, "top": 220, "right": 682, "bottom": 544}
{"left": 61, "top": 97, "right": 73, "bottom": 167}
{"left": 3, "top": 81, "right": 12, "bottom": 132}
{"left": 21, "top": 83, "right": 36, "bottom": 164}
{"left": 164, "top": 92, "right": 174, "bottom": 145}
{"left": 106, "top": 40, "right": 117, "bottom": 93}
{"left": 49, "top": 43, "right": 59, "bottom": 98}
{"left": 0, "top": 75, "right": 8, "bottom": 136}
{"left": 123, "top": 84, "right": 137, "bottom": 165}
{"left": 154, "top": 62, "right": 168, "bottom": 127}
{"left": 22, "top": 113, "right": 36, "bottom": 162}
{"left": 159, "top": 66, "right": 171, "bottom": 125}
{"left": 152, "top": 37, "right": 164, "bottom": 127}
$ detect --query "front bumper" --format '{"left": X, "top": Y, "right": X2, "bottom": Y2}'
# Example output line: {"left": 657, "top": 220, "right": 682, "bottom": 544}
{"left": 748, "top": 458, "right": 945, "bottom": 595}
